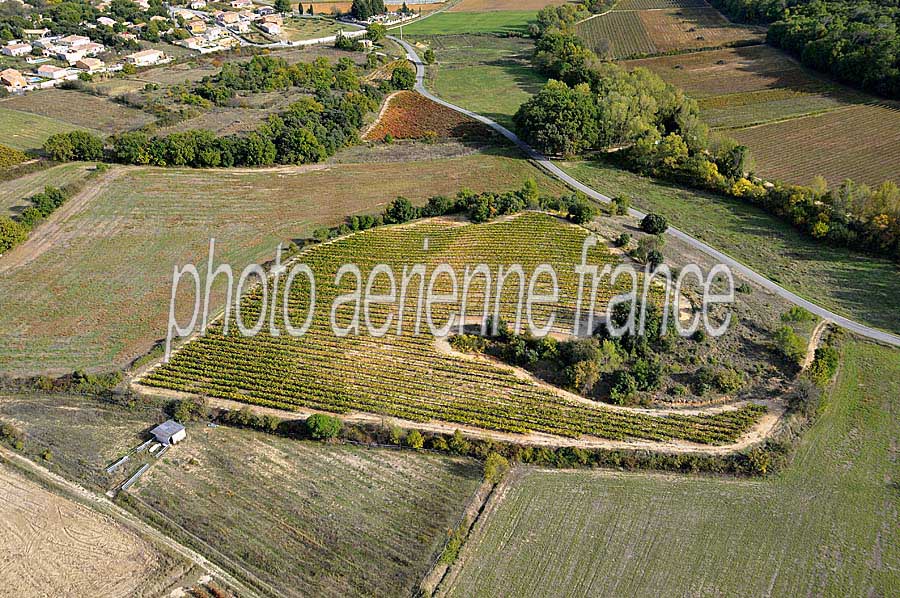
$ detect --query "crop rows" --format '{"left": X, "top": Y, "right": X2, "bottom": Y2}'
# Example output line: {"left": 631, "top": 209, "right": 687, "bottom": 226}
{"left": 144, "top": 213, "right": 764, "bottom": 444}
{"left": 363, "top": 91, "right": 490, "bottom": 141}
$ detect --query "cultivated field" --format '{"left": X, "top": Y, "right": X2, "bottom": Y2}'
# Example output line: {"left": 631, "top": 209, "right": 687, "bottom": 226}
{"left": 0, "top": 150, "right": 565, "bottom": 375}
{"left": 0, "top": 107, "right": 99, "bottom": 152}
{"left": 444, "top": 340, "right": 900, "bottom": 597}
{"left": 0, "top": 89, "right": 154, "bottom": 134}
{"left": 133, "top": 424, "right": 483, "bottom": 597}
{"left": 364, "top": 91, "right": 490, "bottom": 140}
{"left": 401, "top": 11, "right": 537, "bottom": 35}
{"left": 616, "top": 0, "right": 708, "bottom": 8}
{"left": 143, "top": 213, "right": 765, "bottom": 444}
{"left": 0, "top": 162, "right": 94, "bottom": 218}
{"left": 575, "top": 6, "right": 763, "bottom": 59}
{"left": 415, "top": 34, "right": 546, "bottom": 127}
{"left": 730, "top": 104, "right": 900, "bottom": 186}
{"left": 0, "top": 460, "right": 184, "bottom": 597}
{"left": 156, "top": 107, "right": 270, "bottom": 136}
{"left": 559, "top": 159, "right": 900, "bottom": 334}
{"left": 621, "top": 45, "right": 867, "bottom": 128}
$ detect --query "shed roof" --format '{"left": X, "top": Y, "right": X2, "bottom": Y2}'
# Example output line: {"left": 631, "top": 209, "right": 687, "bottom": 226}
{"left": 151, "top": 420, "right": 185, "bottom": 438}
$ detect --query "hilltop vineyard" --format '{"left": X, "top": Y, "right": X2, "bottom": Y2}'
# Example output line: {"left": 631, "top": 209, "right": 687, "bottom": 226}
{"left": 143, "top": 213, "right": 764, "bottom": 444}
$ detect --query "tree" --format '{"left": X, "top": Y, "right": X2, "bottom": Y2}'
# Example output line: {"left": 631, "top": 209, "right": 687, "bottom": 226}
{"left": 306, "top": 413, "right": 343, "bottom": 440}
{"left": 275, "top": 0, "right": 291, "bottom": 12}
{"left": 448, "top": 429, "right": 470, "bottom": 454}
{"left": 43, "top": 131, "right": 104, "bottom": 161}
{"left": 640, "top": 213, "right": 668, "bottom": 235}
{"left": 566, "top": 195, "right": 596, "bottom": 224}
{"left": 169, "top": 396, "right": 209, "bottom": 422}
{"left": 351, "top": 0, "right": 372, "bottom": 19}
{"left": 611, "top": 194, "right": 630, "bottom": 215}
{"left": 423, "top": 48, "right": 435, "bottom": 64}
{"left": 609, "top": 370, "right": 637, "bottom": 405}
{"left": 384, "top": 196, "right": 417, "bottom": 223}
{"left": 390, "top": 62, "right": 416, "bottom": 90}
{"left": 483, "top": 452, "right": 510, "bottom": 483}
{"left": 513, "top": 80, "right": 597, "bottom": 156}
{"left": 307, "top": 3, "right": 314, "bottom": 14}
{"left": 366, "top": 22, "right": 386, "bottom": 42}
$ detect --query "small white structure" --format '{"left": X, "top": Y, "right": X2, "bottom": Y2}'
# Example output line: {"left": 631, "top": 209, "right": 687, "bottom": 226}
{"left": 150, "top": 420, "right": 187, "bottom": 445}
{"left": 98, "top": 16, "right": 117, "bottom": 27}
{"left": 231, "top": 0, "right": 252, "bottom": 8}
{"left": 2, "top": 42, "right": 32, "bottom": 57}
{"left": 125, "top": 48, "right": 166, "bottom": 66}
{"left": 37, "top": 64, "right": 69, "bottom": 79}
{"left": 259, "top": 21, "right": 281, "bottom": 35}
{"left": 190, "top": 0, "right": 207, "bottom": 8}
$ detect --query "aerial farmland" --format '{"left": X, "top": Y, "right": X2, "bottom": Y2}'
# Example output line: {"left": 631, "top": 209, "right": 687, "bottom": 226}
{"left": 0, "top": 0, "right": 897, "bottom": 596}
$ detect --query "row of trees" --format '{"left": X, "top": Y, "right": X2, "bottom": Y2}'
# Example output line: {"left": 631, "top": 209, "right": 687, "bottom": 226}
{"left": 709, "top": 0, "right": 900, "bottom": 98}
{"left": 42, "top": 56, "right": 422, "bottom": 169}
{"left": 0, "top": 184, "right": 77, "bottom": 255}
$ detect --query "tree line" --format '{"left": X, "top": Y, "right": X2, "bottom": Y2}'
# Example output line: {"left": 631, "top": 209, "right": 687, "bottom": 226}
{"left": 42, "top": 55, "right": 417, "bottom": 169}
{"left": 709, "top": 0, "right": 900, "bottom": 98}
{"left": 514, "top": 5, "right": 900, "bottom": 261}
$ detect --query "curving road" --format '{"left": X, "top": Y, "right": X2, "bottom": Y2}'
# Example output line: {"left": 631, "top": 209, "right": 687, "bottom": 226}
{"left": 391, "top": 36, "right": 900, "bottom": 347}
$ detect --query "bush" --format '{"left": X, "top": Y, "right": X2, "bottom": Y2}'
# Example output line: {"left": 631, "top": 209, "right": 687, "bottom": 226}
{"left": 169, "top": 396, "right": 209, "bottom": 423}
{"left": 613, "top": 232, "right": 631, "bottom": 247}
{"left": 306, "top": 413, "right": 343, "bottom": 440}
{"left": 406, "top": 429, "right": 424, "bottom": 449}
{"left": 0, "top": 216, "right": 27, "bottom": 253}
{"left": 0, "top": 144, "right": 27, "bottom": 168}
{"left": 483, "top": 452, "right": 510, "bottom": 483}
{"left": 566, "top": 196, "right": 596, "bottom": 224}
{"left": 423, "top": 48, "right": 435, "bottom": 64}
{"left": 390, "top": 61, "right": 416, "bottom": 90}
{"left": 714, "top": 368, "right": 744, "bottom": 394}
{"left": 611, "top": 195, "right": 630, "bottom": 215}
{"left": 640, "top": 213, "right": 668, "bottom": 235}
{"left": 609, "top": 370, "right": 637, "bottom": 405}
{"left": 383, "top": 196, "right": 418, "bottom": 224}
{"left": 774, "top": 325, "right": 806, "bottom": 365}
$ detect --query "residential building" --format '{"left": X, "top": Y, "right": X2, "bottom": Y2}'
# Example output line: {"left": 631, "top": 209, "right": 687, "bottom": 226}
{"left": 259, "top": 21, "right": 281, "bottom": 35}
{"left": 124, "top": 48, "right": 166, "bottom": 66}
{"left": 190, "top": 0, "right": 207, "bottom": 8}
{"left": 97, "top": 16, "right": 117, "bottom": 27}
{"left": 187, "top": 18, "right": 207, "bottom": 34}
{"left": 75, "top": 57, "right": 105, "bottom": 73}
{"left": 58, "top": 34, "right": 91, "bottom": 48}
{"left": 2, "top": 42, "right": 32, "bottom": 57}
{"left": 0, "top": 68, "right": 26, "bottom": 91}
{"left": 37, "top": 64, "right": 69, "bottom": 79}
{"left": 231, "top": 0, "right": 252, "bottom": 8}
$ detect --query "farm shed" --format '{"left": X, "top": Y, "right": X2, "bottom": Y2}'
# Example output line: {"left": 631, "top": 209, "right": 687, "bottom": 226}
{"left": 150, "top": 420, "right": 186, "bottom": 445}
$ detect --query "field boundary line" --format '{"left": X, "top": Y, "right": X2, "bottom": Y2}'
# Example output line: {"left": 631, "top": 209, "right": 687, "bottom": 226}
{"left": 718, "top": 104, "right": 861, "bottom": 131}
{"left": 361, "top": 90, "right": 402, "bottom": 139}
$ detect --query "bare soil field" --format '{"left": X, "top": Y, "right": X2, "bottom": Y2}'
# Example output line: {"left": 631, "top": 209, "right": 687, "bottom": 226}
{"left": 155, "top": 107, "right": 270, "bottom": 136}
{"left": 0, "top": 149, "right": 565, "bottom": 375}
{"left": 364, "top": 91, "right": 490, "bottom": 140}
{"left": 0, "top": 89, "right": 154, "bottom": 134}
{"left": 0, "top": 461, "right": 176, "bottom": 598}
{"left": 731, "top": 104, "right": 900, "bottom": 186}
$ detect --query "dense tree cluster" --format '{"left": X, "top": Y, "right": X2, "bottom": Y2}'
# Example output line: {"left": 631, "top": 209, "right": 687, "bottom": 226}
{"left": 710, "top": 0, "right": 900, "bottom": 98}
{"left": 0, "top": 184, "right": 76, "bottom": 254}
{"left": 350, "top": 0, "right": 386, "bottom": 20}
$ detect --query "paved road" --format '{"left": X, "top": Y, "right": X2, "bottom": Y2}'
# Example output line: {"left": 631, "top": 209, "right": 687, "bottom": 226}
{"left": 391, "top": 37, "right": 900, "bottom": 347}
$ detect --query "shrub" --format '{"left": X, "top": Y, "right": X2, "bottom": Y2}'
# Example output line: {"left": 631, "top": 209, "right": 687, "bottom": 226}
{"left": 0, "top": 144, "right": 27, "bottom": 168}
{"left": 566, "top": 196, "right": 596, "bottom": 224}
{"left": 390, "top": 61, "right": 416, "bottom": 90}
{"left": 383, "top": 196, "right": 418, "bottom": 224}
{"left": 306, "top": 413, "right": 343, "bottom": 440}
{"left": 640, "top": 213, "right": 668, "bottom": 235}
{"left": 169, "top": 396, "right": 209, "bottom": 423}
{"left": 609, "top": 370, "right": 637, "bottom": 405}
{"left": 423, "top": 48, "right": 435, "bottom": 64}
{"left": 0, "top": 216, "right": 27, "bottom": 253}
{"left": 714, "top": 368, "right": 744, "bottom": 394}
{"left": 611, "top": 195, "right": 630, "bottom": 215}
{"left": 448, "top": 429, "right": 470, "bottom": 454}
{"left": 483, "top": 452, "right": 510, "bottom": 483}
{"left": 406, "top": 429, "right": 424, "bottom": 449}
{"left": 774, "top": 325, "right": 806, "bottom": 365}
{"left": 613, "top": 232, "right": 631, "bottom": 247}
{"left": 782, "top": 306, "right": 815, "bottom": 323}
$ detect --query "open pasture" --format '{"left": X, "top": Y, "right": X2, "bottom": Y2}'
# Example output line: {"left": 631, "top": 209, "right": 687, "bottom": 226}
{"left": 400, "top": 11, "right": 537, "bottom": 35}
{"left": 0, "top": 107, "right": 99, "bottom": 153}
{"left": 364, "top": 91, "right": 490, "bottom": 140}
{"left": 0, "top": 151, "right": 565, "bottom": 375}
{"left": 143, "top": 213, "right": 765, "bottom": 444}
{"left": 0, "top": 89, "right": 154, "bottom": 134}
{"left": 444, "top": 340, "right": 900, "bottom": 597}
{"left": 133, "top": 424, "right": 483, "bottom": 597}
{"left": 280, "top": 16, "right": 347, "bottom": 41}
{"left": 731, "top": 104, "right": 900, "bottom": 187}
{"left": 415, "top": 34, "right": 546, "bottom": 127}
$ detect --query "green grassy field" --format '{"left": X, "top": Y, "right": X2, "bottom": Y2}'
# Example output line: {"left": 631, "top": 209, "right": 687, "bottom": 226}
{"left": 133, "top": 424, "right": 483, "bottom": 597}
{"left": 559, "top": 159, "right": 900, "bottom": 335}
{"left": 415, "top": 35, "right": 546, "bottom": 127}
{"left": 0, "top": 149, "right": 565, "bottom": 375}
{"left": 445, "top": 339, "right": 900, "bottom": 596}
{"left": 0, "top": 107, "right": 99, "bottom": 152}
{"left": 401, "top": 11, "right": 537, "bottom": 35}
{"left": 0, "top": 162, "right": 95, "bottom": 218}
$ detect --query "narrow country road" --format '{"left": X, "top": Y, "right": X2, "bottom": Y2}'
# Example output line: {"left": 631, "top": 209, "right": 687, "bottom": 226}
{"left": 391, "top": 37, "right": 900, "bottom": 348}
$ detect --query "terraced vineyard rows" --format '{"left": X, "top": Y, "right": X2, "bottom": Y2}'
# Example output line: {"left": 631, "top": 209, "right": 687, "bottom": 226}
{"left": 575, "top": 12, "right": 656, "bottom": 59}
{"left": 143, "top": 214, "right": 764, "bottom": 444}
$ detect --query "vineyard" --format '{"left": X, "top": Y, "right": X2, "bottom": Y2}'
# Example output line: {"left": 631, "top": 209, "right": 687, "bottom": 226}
{"left": 575, "top": 7, "right": 763, "bottom": 59}
{"left": 615, "top": 0, "right": 708, "bottom": 8}
{"left": 731, "top": 104, "right": 900, "bottom": 186}
{"left": 142, "top": 213, "right": 765, "bottom": 445}
{"left": 364, "top": 91, "right": 490, "bottom": 141}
